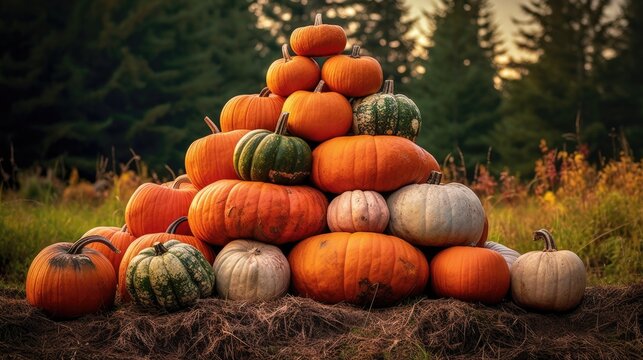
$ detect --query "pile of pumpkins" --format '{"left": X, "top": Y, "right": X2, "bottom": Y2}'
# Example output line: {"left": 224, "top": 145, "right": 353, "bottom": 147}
{"left": 25, "top": 14, "right": 587, "bottom": 319}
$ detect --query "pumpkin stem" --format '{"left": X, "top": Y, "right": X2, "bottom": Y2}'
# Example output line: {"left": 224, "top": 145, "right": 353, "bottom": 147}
{"left": 314, "top": 13, "right": 322, "bottom": 26}
{"left": 153, "top": 242, "right": 168, "bottom": 256}
{"left": 350, "top": 45, "right": 361, "bottom": 58}
{"left": 166, "top": 216, "right": 189, "bottom": 234}
{"left": 383, "top": 80, "right": 394, "bottom": 94}
{"left": 314, "top": 80, "right": 325, "bottom": 93}
{"left": 281, "top": 44, "right": 291, "bottom": 62}
{"left": 250, "top": 247, "right": 262, "bottom": 256}
{"left": 121, "top": 224, "right": 128, "bottom": 233}
{"left": 204, "top": 116, "right": 220, "bottom": 134}
{"left": 275, "top": 113, "right": 290, "bottom": 135}
{"left": 427, "top": 171, "right": 443, "bottom": 185}
{"left": 68, "top": 235, "right": 119, "bottom": 255}
{"left": 533, "top": 229, "right": 558, "bottom": 252}
{"left": 259, "top": 87, "right": 272, "bottom": 97}
{"left": 171, "top": 174, "right": 191, "bottom": 189}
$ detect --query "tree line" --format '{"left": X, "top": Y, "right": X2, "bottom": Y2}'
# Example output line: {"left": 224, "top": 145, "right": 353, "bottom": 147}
{"left": 1, "top": 0, "right": 640, "bottom": 179}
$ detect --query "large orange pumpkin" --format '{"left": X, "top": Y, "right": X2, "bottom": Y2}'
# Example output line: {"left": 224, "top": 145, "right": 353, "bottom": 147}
{"left": 290, "top": 13, "right": 347, "bottom": 57}
{"left": 124, "top": 175, "right": 197, "bottom": 237}
{"left": 266, "top": 44, "right": 320, "bottom": 97}
{"left": 219, "top": 88, "right": 285, "bottom": 132}
{"left": 289, "top": 232, "right": 429, "bottom": 306}
{"left": 26, "top": 236, "right": 118, "bottom": 319}
{"left": 321, "top": 45, "right": 383, "bottom": 97}
{"left": 311, "top": 135, "right": 440, "bottom": 193}
{"left": 117, "top": 216, "right": 216, "bottom": 302}
{"left": 281, "top": 80, "right": 352, "bottom": 142}
{"left": 188, "top": 179, "right": 328, "bottom": 246}
{"left": 185, "top": 117, "right": 250, "bottom": 189}
{"left": 430, "top": 246, "right": 510, "bottom": 304}
{"left": 82, "top": 224, "right": 136, "bottom": 277}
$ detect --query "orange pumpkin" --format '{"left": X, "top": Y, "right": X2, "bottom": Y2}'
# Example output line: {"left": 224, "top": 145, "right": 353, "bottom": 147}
{"left": 281, "top": 80, "right": 352, "bottom": 142}
{"left": 188, "top": 179, "right": 328, "bottom": 246}
{"left": 117, "top": 216, "right": 215, "bottom": 302}
{"left": 185, "top": 117, "right": 250, "bottom": 189}
{"left": 26, "top": 236, "right": 118, "bottom": 319}
{"left": 289, "top": 232, "right": 429, "bottom": 306}
{"left": 430, "top": 246, "right": 510, "bottom": 304}
{"left": 312, "top": 135, "right": 440, "bottom": 193}
{"left": 219, "top": 88, "right": 285, "bottom": 132}
{"left": 124, "top": 175, "right": 197, "bottom": 237}
{"left": 82, "top": 224, "right": 136, "bottom": 277}
{"left": 290, "top": 13, "right": 347, "bottom": 57}
{"left": 321, "top": 45, "right": 383, "bottom": 97}
{"left": 266, "top": 44, "right": 320, "bottom": 97}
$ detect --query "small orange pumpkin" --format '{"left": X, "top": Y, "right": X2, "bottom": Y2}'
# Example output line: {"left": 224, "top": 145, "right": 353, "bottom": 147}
{"left": 266, "top": 44, "right": 320, "bottom": 97}
{"left": 290, "top": 13, "right": 347, "bottom": 57}
{"left": 185, "top": 117, "right": 250, "bottom": 189}
{"left": 26, "top": 236, "right": 118, "bottom": 318}
{"left": 321, "top": 45, "right": 383, "bottom": 97}
{"left": 82, "top": 224, "right": 136, "bottom": 277}
{"left": 282, "top": 80, "right": 352, "bottom": 142}
{"left": 219, "top": 88, "right": 285, "bottom": 132}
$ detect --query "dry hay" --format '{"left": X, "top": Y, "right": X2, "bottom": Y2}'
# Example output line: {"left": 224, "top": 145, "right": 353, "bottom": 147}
{"left": 0, "top": 283, "right": 641, "bottom": 359}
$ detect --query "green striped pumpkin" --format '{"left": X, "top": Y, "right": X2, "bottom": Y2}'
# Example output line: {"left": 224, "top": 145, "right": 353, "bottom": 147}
{"left": 126, "top": 240, "right": 215, "bottom": 311}
{"left": 352, "top": 79, "right": 421, "bottom": 142}
{"left": 233, "top": 112, "right": 312, "bottom": 185}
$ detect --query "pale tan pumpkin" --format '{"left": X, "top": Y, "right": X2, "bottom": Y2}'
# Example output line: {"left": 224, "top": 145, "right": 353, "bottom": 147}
{"left": 484, "top": 241, "right": 521, "bottom": 269}
{"left": 212, "top": 240, "right": 290, "bottom": 301}
{"left": 387, "top": 171, "right": 485, "bottom": 247}
{"left": 511, "top": 229, "right": 587, "bottom": 312}
{"left": 327, "top": 190, "right": 389, "bottom": 233}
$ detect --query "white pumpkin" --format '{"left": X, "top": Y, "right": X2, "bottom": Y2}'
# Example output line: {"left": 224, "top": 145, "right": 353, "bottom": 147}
{"left": 511, "top": 229, "right": 587, "bottom": 312}
{"left": 484, "top": 241, "right": 520, "bottom": 269}
{"left": 387, "top": 171, "right": 485, "bottom": 247}
{"left": 213, "top": 240, "right": 290, "bottom": 301}
{"left": 327, "top": 190, "right": 389, "bottom": 233}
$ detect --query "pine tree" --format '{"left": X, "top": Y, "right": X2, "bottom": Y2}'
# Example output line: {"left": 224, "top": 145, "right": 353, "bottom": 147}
{"left": 413, "top": 0, "right": 503, "bottom": 172}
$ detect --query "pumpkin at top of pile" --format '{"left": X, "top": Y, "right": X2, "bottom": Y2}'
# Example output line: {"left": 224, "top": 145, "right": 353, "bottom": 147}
{"left": 290, "top": 13, "right": 347, "bottom": 57}
{"left": 219, "top": 88, "right": 285, "bottom": 132}
{"left": 267, "top": 44, "right": 320, "bottom": 97}
{"left": 321, "top": 45, "right": 383, "bottom": 97}
{"left": 311, "top": 135, "right": 439, "bottom": 193}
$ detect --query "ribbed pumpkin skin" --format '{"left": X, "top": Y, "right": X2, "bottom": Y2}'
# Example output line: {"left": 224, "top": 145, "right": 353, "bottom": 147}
{"left": 267, "top": 45, "right": 320, "bottom": 97}
{"left": 213, "top": 240, "right": 290, "bottom": 301}
{"left": 126, "top": 240, "right": 215, "bottom": 310}
{"left": 185, "top": 120, "right": 250, "bottom": 189}
{"left": 188, "top": 179, "right": 328, "bottom": 246}
{"left": 321, "top": 45, "right": 383, "bottom": 97}
{"left": 311, "top": 135, "right": 439, "bottom": 193}
{"left": 26, "top": 237, "right": 117, "bottom": 319}
{"left": 484, "top": 241, "right": 520, "bottom": 269}
{"left": 430, "top": 246, "right": 510, "bottom": 304}
{"left": 290, "top": 14, "right": 346, "bottom": 57}
{"left": 233, "top": 125, "right": 312, "bottom": 185}
{"left": 352, "top": 80, "right": 421, "bottom": 142}
{"left": 387, "top": 179, "right": 485, "bottom": 247}
{"left": 124, "top": 179, "right": 197, "bottom": 237}
{"left": 289, "top": 232, "right": 429, "bottom": 307}
{"left": 282, "top": 84, "right": 352, "bottom": 142}
{"left": 82, "top": 225, "right": 136, "bottom": 277}
{"left": 117, "top": 218, "right": 215, "bottom": 302}
{"left": 327, "top": 190, "right": 389, "bottom": 233}
{"left": 219, "top": 89, "right": 285, "bottom": 132}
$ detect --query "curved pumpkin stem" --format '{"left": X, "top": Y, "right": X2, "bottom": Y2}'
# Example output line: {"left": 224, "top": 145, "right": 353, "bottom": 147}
{"left": 533, "top": 229, "right": 557, "bottom": 252}
{"left": 153, "top": 242, "right": 168, "bottom": 256}
{"left": 382, "top": 80, "right": 394, "bottom": 95}
{"left": 350, "top": 45, "right": 361, "bottom": 58}
{"left": 121, "top": 224, "right": 128, "bottom": 233}
{"left": 281, "top": 44, "right": 291, "bottom": 62}
{"left": 204, "top": 116, "right": 220, "bottom": 134}
{"left": 171, "top": 174, "right": 191, "bottom": 189}
{"left": 428, "top": 171, "right": 442, "bottom": 185}
{"left": 314, "top": 80, "right": 325, "bottom": 93}
{"left": 275, "top": 113, "right": 290, "bottom": 135}
{"left": 259, "top": 87, "right": 272, "bottom": 97}
{"left": 68, "top": 235, "right": 119, "bottom": 255}
{"left": 314, "top": 13, "right": 322, "bottom": 26}
{"left": 166, "top": 216, "right": 189, "bottom": 234}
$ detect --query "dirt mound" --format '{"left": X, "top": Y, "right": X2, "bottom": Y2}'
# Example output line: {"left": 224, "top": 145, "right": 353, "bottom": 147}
{"left": 1, "top": 284, "right": 641, "bottom": 359}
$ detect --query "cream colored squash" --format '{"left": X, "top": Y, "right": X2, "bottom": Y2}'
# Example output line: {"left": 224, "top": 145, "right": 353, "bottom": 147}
{"left": 484, "top": 241, "right": 521, "bottom": 269}
{"left": 511, "top": 229, "right": 587, "bottom": 312}
{"left": 213, "top": 240, "right": 290, "bottom": 301}
{"left": 387, "top": 171, "right": 485, "bottom": 247}
{"left": 327, "top": 190, "right": 389, "bottom": 233}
